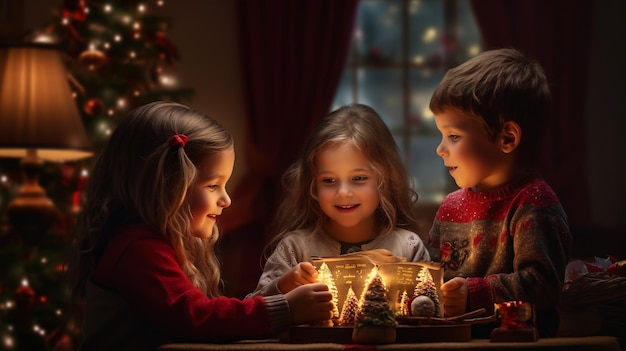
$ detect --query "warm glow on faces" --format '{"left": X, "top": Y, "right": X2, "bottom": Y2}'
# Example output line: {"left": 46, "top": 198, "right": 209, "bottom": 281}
{"left": 315, "top": 142, "right": 380, "bottom": 242}
{"left": 434, "top": 109, "right": 510, "bottom": 191}
{"left": 188, "top": 147, "right": 234, "bottom": 239}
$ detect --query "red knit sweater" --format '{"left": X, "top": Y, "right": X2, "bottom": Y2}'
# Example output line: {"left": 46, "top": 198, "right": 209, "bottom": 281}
{"left": 80, "top": 224, "right": 290, "bottom": 350}
{"left": 426, "top": 175, "right": 571, "bottom": 335}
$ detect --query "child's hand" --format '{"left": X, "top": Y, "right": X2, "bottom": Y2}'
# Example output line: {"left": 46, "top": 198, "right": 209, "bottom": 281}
{"left": 277, "top": 262, "right": 318, "bottom": 293}
{"left": 441, "top": 277, "right": 468, "bottom": 317}
{"left": 285, "top": 283, "right": 333, "bottom": 325}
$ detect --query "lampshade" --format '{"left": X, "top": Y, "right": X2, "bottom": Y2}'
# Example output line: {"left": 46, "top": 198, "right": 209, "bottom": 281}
{"left": 0, "top": 43, "right": 93, "bottom": 242}
{"left": 0, "top": 43, "right": 93, "bottom": 161}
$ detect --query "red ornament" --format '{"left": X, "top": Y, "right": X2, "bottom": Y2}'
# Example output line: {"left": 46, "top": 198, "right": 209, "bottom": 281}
{"left": 62, "top": 0, "right": 87, "bottom": 21}
{"left": 152, "top": 31, "right": 180, "bottom": 65}
{"left": 441, "top": 33, "right": 460, "bottom": 55}
{"left": 427, "top": 53, "right": 443, "bottom": 70}
{"left": 60, "top": 162, "right": 77, "bottom": 187}
{"left": 368, "top": 46, "right": 384, "bottom": 65}
{"left": 84, "top": 98, "right": 104, "bottom": 116}
{"left": 15, "top": 285, "right": 35, "bottom": 307}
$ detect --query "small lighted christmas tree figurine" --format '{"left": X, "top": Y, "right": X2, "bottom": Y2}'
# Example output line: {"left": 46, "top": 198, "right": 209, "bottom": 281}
{"left": 398, "top": 289, "right": 410, "bottom": 316}
{"left": 352, "top": 271, "right": 396, "bottom": 344}
{"left": 339, "top": 286, "right": 359, "bottom": 325}
{"left": 316, "top": 262, "right": 339, "bottom": 324}
{"left": 410, "top": 266, "right": 442, "bottom": 317}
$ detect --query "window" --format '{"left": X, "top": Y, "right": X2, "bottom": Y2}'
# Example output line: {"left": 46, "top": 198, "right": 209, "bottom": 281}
{"left": 331, "top": 0, "right": 481, "bottom": 203}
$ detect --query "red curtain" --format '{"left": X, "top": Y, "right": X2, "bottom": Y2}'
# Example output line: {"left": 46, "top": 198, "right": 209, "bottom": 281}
{"left": 219, "top": 0, "right": 358, "bottom": 298}
{"left": 469, "top": 0, "right": 594, "bottom": 232}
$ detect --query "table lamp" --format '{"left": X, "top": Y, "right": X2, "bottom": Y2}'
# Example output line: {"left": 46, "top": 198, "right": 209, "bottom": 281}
{"left": 0, "top": 43, "right": 93, "bottom": 243}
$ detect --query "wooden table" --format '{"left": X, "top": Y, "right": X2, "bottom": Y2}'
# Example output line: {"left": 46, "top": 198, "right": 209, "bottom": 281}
{"left": 157, "top": 336, "right": 624, "bottom": 351}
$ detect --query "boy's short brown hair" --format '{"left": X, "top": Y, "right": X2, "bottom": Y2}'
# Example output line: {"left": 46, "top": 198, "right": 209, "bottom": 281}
{"left": 429, "top": 48, "right": 551, "bottom": 167}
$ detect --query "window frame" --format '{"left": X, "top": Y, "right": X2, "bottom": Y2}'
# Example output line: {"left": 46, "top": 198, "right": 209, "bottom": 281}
{"left": 337, "top": 0, "right": 477, "bottom": 202}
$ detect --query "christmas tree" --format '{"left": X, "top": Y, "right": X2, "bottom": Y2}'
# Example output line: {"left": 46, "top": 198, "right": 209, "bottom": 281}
{"left": 0, "top": 1, "right": 191, "bottom": 349}
{"left": 37, "top": 0, "right": 194, "bottom": 153}
{"left": 354, "top": 272, "right": 396, "bottom": 328}
{"left": 411, "top": 266, "right": 442, "bottom": 317}
{"left": 338, "top": 286, "right": 358, "bottom": 326}
{"left": 315, "top": 262, "right": 339, "bottom": 322}
{"left": 398, "top": 289, "right": 410, "bottom": 316}
{"left": 352, "top": 272, "right": 396, "bottom": 344}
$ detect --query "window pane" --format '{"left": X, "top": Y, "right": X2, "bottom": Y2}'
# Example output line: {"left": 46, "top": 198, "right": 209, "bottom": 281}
{"left": 458, "top": 0, "right": 482, "bottom": 60}
{"left": 409, "top": 69, "right": 445, "bottom": 135}
{"left": 409, "top": 0, "right": 445, "bottom": 62}
{"left": 356, "top": 68, "right": 403, "bottom": 133}
{"left": 410, "top": 135, "right": 448, "bottom": 203}
{"left": 331, "top": 70, "right": 354, "bottom": 111}
{"left": 331, "top": 0, "right": 481, "bottom": 204}
{"left": 357, "top": 0, "right": 403, "bottom": 63}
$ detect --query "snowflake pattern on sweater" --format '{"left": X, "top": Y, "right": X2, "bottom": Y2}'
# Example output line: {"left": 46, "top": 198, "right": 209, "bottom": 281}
{"left": 426, "top": 175, "right": 572, "bottom": 315}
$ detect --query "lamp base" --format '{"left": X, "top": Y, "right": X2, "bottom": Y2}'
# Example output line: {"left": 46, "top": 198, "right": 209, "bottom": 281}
{"left": 7, "top": 154, "right": 59, "bottom": 246}
{"left": 8, "top": 186, "right": 59, "bottom": 246}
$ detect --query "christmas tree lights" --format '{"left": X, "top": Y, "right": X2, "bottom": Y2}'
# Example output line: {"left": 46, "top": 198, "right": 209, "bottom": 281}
{"left": 35, "top": 0, "right": 194, "bottom": 151}
{"left": 0, "top": 2, "right": 192, "bottom": 349}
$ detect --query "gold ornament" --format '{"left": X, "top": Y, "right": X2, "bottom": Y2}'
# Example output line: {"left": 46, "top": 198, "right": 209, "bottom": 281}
{"left": 78, "top": 49, "right": 106, "bottom": 69}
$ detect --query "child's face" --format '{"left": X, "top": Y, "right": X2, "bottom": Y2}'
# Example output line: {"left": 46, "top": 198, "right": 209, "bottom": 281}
{"left": 187, "top": 147, "right": 235, "bottom": 239}
{"left": 314, "top": 142, "right": 380, "bottom": 240}
{"left": 434, "top": 109, "right": 511, "bottom": 191}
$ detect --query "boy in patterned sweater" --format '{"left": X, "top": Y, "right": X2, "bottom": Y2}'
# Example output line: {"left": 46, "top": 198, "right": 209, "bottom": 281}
{"left": 426, "top": 48, "right": 572, "bottom": 338}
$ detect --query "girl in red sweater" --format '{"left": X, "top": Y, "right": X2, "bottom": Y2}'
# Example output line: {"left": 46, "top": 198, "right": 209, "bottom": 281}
{"left": 66, "top": 101, "right": 333, "bottom": 350}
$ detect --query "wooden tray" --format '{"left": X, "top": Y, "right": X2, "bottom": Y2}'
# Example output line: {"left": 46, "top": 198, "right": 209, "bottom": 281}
{"left": 283, "top": 324, "right": 471, "bottom": 344}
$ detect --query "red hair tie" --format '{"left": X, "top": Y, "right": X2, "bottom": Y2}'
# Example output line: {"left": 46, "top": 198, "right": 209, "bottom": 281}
{"left": 169, "top": 134, "right": 188, "bottom": 148}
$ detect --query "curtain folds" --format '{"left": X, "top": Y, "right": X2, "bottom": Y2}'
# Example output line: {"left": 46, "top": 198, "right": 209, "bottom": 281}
{"left": 220, "top": 0, "right": 595, "bottom": 297}
{"left": 219, "top": 0, "right": 358, "bottom": 297}
{"left": 470, "top": 0, "right": 594, "bottom": 231}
